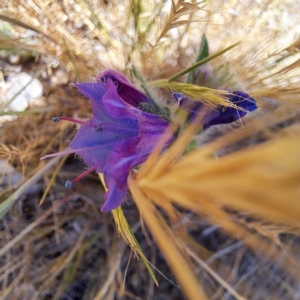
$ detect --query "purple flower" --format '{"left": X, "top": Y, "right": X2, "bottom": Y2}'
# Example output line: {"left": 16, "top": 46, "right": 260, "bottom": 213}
{"left": 42, "top": 70, "right": 170, "bottom": 212}
{"left": 173, "top": 90, "right": 257, "bottom": 129}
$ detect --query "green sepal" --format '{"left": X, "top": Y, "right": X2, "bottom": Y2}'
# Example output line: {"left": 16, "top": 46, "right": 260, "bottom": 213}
{"left": 138, "top": 103, "right": 171, "bottom": 121}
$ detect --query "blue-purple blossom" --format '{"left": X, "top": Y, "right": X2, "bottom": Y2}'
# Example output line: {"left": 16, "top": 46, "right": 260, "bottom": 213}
{"left": 42, "top": 70, "right": 170, "bottom": 212}
{"left": 173, "top": 90, "right": 257, "bottom": 129}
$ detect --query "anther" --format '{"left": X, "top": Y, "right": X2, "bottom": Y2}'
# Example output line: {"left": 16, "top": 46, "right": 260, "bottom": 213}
{"left": 52, "top": 117, "right": 60, "bottom": 123}
{"left": 65, "top": 180, "right": 73, "bottom": 188}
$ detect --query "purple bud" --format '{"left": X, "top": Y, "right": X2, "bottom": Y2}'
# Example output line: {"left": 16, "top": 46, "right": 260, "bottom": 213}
{"left": 173, "top": 89, "right": 257, "bottom": 129}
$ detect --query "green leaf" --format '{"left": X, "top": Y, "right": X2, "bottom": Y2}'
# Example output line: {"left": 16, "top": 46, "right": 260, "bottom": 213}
{"left": 187, "top": 34, "right": 209, "bottom": 84}
{"left": 196, "top": 34, "right": 209, "bottom": 63}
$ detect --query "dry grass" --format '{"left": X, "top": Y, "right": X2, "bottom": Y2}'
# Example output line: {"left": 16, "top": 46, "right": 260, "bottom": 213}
{"left": 1, "top": 0, "right": 300, "bottom": 299}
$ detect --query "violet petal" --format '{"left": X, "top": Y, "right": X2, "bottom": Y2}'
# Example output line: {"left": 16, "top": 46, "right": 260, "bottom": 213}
{"left": 96, "top": 69, "right": 151, "bottom": 107}
{"left": 102, "top": 79, "right": 138, "bottom": 118}
{"left": 71, "top": 82, "right": 139, "bottom": 171}
{"left": 101, "top": 172, "right": 128, "bottom": 212}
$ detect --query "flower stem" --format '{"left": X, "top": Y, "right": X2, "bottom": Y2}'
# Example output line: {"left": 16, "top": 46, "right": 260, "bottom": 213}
{"left": 131, "top": 65, "right": 160, "bottom": 110}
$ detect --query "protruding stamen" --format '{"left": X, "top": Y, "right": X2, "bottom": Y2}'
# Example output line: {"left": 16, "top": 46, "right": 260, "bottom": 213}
{"left": 58, "top": 117, "right": 95, "bottom": 128}
{"left": 64, "top": 165, "right": 97, "bottom": 189}
{"left": 65, "top": 180, "right": 72, "bottom": 188}
{"left": 40, "top": 143, "right": 117, "bottom": 160}
{"left": 52, "top": 117, "right": 60, "bottom": 123}
{"left": 52, "top": 116, "right": 137, "bottom": 134}
{"left": 40, "top": 148, "right": 79, "bottom": 160}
